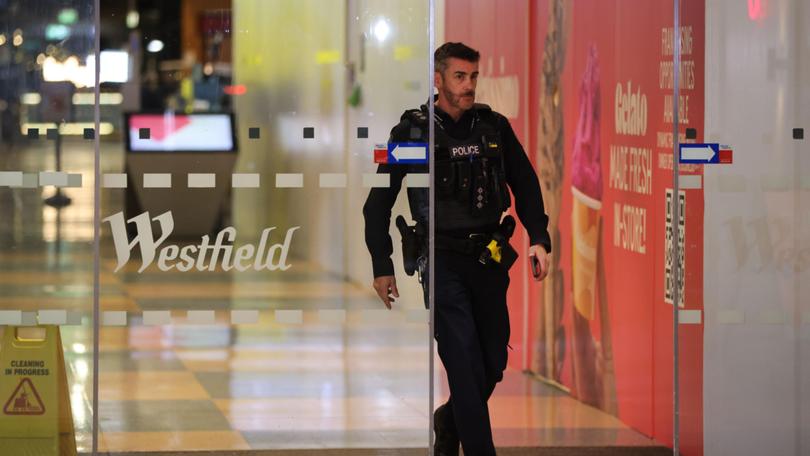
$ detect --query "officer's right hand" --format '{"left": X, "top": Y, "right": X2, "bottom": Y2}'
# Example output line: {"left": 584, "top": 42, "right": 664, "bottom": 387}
{"left": 373, "top": 275, "right": 399, "bottom": 309}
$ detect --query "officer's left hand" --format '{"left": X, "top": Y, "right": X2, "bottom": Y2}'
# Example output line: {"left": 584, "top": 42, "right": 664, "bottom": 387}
{"left": 528, "top": 244, "right": 550, "bottom": 282}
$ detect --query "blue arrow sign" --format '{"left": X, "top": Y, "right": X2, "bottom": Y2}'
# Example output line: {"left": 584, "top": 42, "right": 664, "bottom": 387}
{"left": 679, "top": 143, "right": 719, "bottom": 164}
{"left": 387, "top": 142, "right": 429, "bottom": 164}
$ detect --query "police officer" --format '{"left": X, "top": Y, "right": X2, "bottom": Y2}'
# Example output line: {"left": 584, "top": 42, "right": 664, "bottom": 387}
{"left": 363, "top": 42, "right": 551, "bottom": 456}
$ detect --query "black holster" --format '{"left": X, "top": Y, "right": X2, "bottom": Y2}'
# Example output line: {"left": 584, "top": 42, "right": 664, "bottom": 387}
{"left": 491, "top": 215, "right": 519, "bottom": 270}
{"left": 396, "top": 216, "right": 426, "bottom": 276}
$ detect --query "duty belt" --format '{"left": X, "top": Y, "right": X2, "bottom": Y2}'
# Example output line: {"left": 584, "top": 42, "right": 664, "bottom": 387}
{"left": 435, "top": 232, "right": 493, "bottom": 256}
{"left": 434, "top": 215, "right": 518, "bottom": 269}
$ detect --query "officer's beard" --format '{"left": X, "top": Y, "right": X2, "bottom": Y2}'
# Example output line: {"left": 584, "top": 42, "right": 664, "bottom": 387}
{"left": 443, "top": 88, "right": 476, "bottom": 111}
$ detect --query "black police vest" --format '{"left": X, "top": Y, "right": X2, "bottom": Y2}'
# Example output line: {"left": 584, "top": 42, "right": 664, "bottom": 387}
{"left": 404, "top": 104, "right": 511, "bottom": 232}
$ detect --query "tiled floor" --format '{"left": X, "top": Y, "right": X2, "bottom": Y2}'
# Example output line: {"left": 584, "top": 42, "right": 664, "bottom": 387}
{"left": 0, "top": 140, "right": 665, "bottom": 454}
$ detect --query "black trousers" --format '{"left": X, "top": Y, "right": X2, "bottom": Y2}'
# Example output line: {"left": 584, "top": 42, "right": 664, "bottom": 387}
{"left": 433, "top": 249, "right": 511, "bottom": 455}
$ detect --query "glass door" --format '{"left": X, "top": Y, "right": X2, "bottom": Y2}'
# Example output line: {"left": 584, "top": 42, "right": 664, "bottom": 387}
{"left": 94, "top": 0, "right": 433, "bottom": 453}
{"left": 676, "top": 0, "right": 809, "bottom": 454}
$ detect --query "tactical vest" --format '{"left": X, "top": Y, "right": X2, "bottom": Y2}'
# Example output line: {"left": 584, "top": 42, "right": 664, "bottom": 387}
{"left": 404, "top": 104, "right": 511, "bottom": 232}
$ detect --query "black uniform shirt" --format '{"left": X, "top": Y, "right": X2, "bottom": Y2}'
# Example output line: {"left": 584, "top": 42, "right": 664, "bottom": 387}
{"left": 362, "top": 104, "right": 552, "bottom": 278}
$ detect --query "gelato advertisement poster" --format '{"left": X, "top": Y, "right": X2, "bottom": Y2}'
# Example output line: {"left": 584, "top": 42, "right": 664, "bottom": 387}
{"left": 446, "top": 0, "right": 705, "bottom": 453}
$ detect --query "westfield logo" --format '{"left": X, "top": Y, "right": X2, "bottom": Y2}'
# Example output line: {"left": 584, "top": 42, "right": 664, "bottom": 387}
{"left": 103, "top": 211, "right": 299, "bottom": 273}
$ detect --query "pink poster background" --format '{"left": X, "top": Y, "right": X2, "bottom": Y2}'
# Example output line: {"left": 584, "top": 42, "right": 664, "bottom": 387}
{"left": 444, "top": 1, "right": 705, "bottom": 453}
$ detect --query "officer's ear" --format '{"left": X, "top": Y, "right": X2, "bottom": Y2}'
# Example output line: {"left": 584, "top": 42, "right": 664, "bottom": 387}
{"left": 434, "top": 70, "right": 443, "bottom": 90}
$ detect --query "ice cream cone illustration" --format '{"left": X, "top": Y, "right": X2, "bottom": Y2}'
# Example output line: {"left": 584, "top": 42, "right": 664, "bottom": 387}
{"left": 571, "top": 187, "right": 601, "bottom": 320}
{"left": 570, "top": 44, "right": 613, "bottom": 409}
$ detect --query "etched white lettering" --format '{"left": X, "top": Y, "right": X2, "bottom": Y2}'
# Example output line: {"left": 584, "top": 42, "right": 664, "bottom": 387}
{"left": 158, "top": 245, "right": 179, "bottom": 271}
{"left": 103, "top": 211, "right": 299, "bottom": 273}
{"left": 104, "top": 211, "right": 173, "bottom": 273}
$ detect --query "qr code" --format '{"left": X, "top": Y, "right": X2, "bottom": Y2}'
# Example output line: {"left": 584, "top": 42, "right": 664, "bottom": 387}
{"left": 665, "top": 189, "right": 685, "bottom": 307}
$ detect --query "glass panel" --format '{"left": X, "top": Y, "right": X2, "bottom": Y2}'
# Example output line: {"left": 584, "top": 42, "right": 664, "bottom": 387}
{"left": 0, "top": 1, "right": 97, "bottom": 455}
{"left": 678, "top": 0, "right": 809, "bottom": 454}
{"left": 97, "top": 0, "right": 431, "bottom": 453}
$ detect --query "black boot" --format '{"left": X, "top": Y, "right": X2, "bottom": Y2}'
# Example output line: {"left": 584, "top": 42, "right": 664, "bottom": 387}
{"left": 433, "top": 403, "right": 460, "bottom": 456}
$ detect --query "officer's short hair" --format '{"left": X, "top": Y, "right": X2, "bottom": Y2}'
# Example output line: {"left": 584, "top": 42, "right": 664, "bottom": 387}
{"left": 434, "top": 42, "right": 480, "bottom": 75}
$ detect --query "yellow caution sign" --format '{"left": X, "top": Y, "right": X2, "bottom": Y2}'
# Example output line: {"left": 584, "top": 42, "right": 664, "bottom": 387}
{"left": 4, "top": 377, "right": 46, "bottom": 415}
{"left": 0, "top": 325, "right": 77, "bottom": 455}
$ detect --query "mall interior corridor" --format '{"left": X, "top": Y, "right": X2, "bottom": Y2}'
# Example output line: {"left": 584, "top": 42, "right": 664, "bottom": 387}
{"left": 1, "top": 0, "right": 807, "bottom": 455}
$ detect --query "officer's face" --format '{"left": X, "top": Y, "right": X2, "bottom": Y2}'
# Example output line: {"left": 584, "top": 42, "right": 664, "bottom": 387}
{"left": 435, "top": 58, "right": 479, "bottom": 112}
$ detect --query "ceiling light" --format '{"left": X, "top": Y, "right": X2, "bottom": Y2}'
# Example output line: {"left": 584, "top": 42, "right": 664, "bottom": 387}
{"left": 373, "top": 18, "right": 390, "bottom": 43}
{"left": 146, "top": 39, "right": 164, "bottom": 53}
{"left": 126, "top": 11, "right": 139, "bottom": 29}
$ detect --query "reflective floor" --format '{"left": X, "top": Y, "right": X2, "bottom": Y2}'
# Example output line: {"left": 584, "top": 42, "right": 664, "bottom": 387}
{"left": 0, "top": 140, "right": 665, "bottom": 453}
